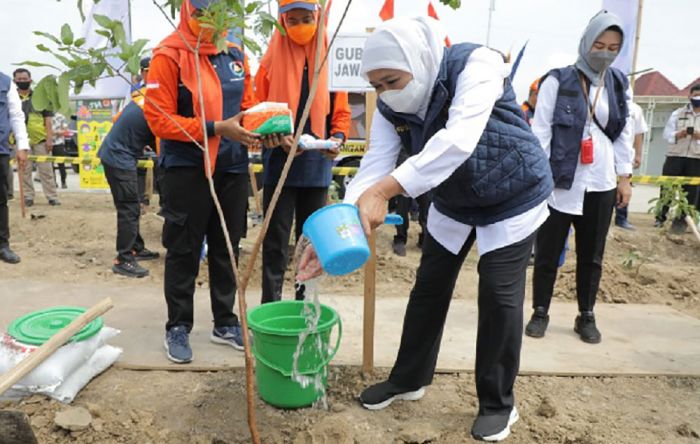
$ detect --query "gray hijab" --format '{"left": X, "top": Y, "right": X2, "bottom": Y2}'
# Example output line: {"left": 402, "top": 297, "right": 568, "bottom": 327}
{"left": 575, "top": 10, "right": 624, "bottom": 85}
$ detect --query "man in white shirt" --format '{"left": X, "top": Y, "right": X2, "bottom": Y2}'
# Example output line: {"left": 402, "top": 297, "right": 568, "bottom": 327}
{"left": 0, "top": 71, "right": 30, "bottom": 263}
{"left": 655, "top": 84, "right": 700, "bottom": 232}
{"left": 615, "top": 101, "right": 648, "bottom": 230}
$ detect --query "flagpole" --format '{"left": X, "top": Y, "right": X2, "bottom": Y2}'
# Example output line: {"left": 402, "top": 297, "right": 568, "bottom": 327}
{"left": 486, "top": 0, "right": 495, "bottom": 46}
{"left": 630, "top": 0, "right": 644, "bottom": 88}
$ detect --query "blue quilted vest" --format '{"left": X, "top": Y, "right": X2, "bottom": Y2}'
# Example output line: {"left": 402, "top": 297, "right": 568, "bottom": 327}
{"left": 377, "top": 43, "right": 553, "bottom": 227}
{"left": 547, "top": 66, "right": 629, "bottom": 190}
{"left": 0, "top": 73, "right": 12, "bottom": 156}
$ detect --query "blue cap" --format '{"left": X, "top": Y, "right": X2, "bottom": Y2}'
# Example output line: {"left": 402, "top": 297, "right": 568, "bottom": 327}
{"left": 190, "top": 0, "right": 221, "bottom": 9}
{"left": 140, "top": 57, "right": 151, "bottom": 70}
{"left": 279, "top": 1, "right": 318, "bottom": 13}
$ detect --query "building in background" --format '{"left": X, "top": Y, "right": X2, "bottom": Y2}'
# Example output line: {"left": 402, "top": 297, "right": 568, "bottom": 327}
{"left": 634, "top": 71, "right": 700, "bottom": 175}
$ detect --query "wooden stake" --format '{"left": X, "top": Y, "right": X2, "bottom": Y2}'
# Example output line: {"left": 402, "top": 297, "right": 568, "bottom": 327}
{"left": 0, "top": 298, "right": 114, "bottom": 396}
{"left": 362, "top": 230, "right": 377, "bottom": 375}
{"left": 17, "top": 161, "right": 26, "bottom": 219}
{"left": 248, "top": 163, "right": 262, "bottom": 215}
{"left": 361, "top": 90, "right": 377, "bottom": 375}
{"left": 144, "top": 166, "right": 154, "bottom": 211}
{"left": 630, "top": 0, "right": 644, "bottom": 88}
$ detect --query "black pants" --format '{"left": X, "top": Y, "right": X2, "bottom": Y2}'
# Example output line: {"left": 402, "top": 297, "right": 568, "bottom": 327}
{"left": 392, "top": 194, "right": 430, "bottom": 244}
{"left": 261, "top": 185, "right": 327, "bottom": 303}
{"left": 657, "top": 156, "right": 700, "bottom": 223}
{"left": 52, "top": 143, "right": 68, "bottom": 186}
{"left": 0, "top": 155, "right": 9, "bottom": 248}
{"left": 104, "top": 165, "right": 145, "bottom": 262}
{"left": 533, "top": 189, "right": 616, "bottom": 313}
{"left": 161, "top": 167, "right": 248, "bottom": 331}
{"left": 388, "top": 230, "right": 534, "bottom": 415}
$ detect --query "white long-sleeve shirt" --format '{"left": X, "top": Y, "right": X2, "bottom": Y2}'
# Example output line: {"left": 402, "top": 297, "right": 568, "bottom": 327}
{"left": 344, "top": 47, "right": 548, "bottom": 256}
{"left": 531, "top": 75, "right": 634, "bottom": 216}
{"left": 6, "top": 86, "right": 30, "bottom": 151}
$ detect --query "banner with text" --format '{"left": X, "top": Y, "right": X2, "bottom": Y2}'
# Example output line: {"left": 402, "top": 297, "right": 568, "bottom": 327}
{"left": 329, "top": 34, "right": 373, "bottom": 92}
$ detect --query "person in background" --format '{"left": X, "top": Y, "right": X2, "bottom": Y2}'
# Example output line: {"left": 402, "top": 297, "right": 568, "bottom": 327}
{"left": 298, "top": 17, "right": 553, "bottom": 442}
{"left": 389, "top": 150, "right": 429, "bottom": 256}
{"left": 13, "top": 68, "right": 60, "bottom": 207}
{"left": 526, "top": 10, "right": 634, "bottom": 344}
{"left": 614, "top": 101, "right": 648, "bottom": 230}
{"left": 0, "top": 70, "right": 30, "bottom": 264}
{"left": 144, "top": 0, "right": 258, "bottom": 364}
{"left": 51, "top": 112, "right": 69, "bottom": 189}
{"left": 521, "top": 77, "right": 540, "bottom": 125}
{"left": 98, "top": 87, "right": 160, "bottom": 279}
{"left": 655, "top": 84, "right": 700, "bottom": 232}
{"left": 130, "top": 57, "right": 151, "bottom": 94}
{"left": 255, "top": 0, "right": 351, "bottom": 303}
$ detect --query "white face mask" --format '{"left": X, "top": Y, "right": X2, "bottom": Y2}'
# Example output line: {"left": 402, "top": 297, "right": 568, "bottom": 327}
{"left": 379, "top": 79, "right": 429, "bottom": 114}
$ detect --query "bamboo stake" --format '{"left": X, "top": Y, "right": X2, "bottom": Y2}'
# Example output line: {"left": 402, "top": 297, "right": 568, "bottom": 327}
{"left": 630, "top": 0, "right": 644, "bottom": 88}
{"left": 18, "top": 161, "right": 26, "bottom": 219}
{"left": 0, "top": 298, "right": 114, "bottom": 396}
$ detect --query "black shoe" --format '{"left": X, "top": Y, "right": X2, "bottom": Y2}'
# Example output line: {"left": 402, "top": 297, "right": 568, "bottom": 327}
{"left": 392, "top": 240, "right": 406, "bottom": 257}
{"left": 61, "top": 183, "right": 67, "bottom": 189}
{"left": 7, "top": 195, "right": 13, "bottom": 200}
{"left": 0, "top": 247, "right": 21, "bottom": 264}
{"left": 48, "top": 199, "right": 61, "bottom": 206}
{"left": 133, "top": 248, "right": 160, "bottom": 261}
{"left": 294, "top": 282, "right": 306, "bottom": 301}
{"left": 654, "top": 219, "right": 664, "bottom": 228}
{"left": 359, "top": 381, "right": 425, "bottom": 410}
{"left": 574, "top": 312, "right": 601, "bottom": 344}
{"left": 24, "top": 199, "right": 33, "bottom": 207}
{"left": 112, "top": 259, "right": 149, "bottom": 278}
{"left": 471, "top": 407, "right": 519, "bottom": 442}
{"left": 670, "top": 220, "right": 687, "bottom": 234}
{"left": 524, "top": 307, "right": 549, "bottom": 338}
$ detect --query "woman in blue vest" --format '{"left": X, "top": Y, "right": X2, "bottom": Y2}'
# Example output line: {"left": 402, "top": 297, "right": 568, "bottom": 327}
{"left": 525, "top": 10, "right": 634, "bottom": 345}
{"left": 298, "top": 17, "right": 553, "bottom": 442}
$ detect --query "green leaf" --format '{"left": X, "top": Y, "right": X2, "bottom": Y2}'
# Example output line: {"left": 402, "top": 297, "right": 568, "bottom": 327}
{"left": 61, "top": 23, "right": 74, "bottom": 45}
{"left": 93, "top": 14, "right": 114, "bottom": 30}
{"left": 131, "top": 39, "right": 150, "bottom": 58}
{"left": 74, "top": 37, "right": 86, "bottom": 47}
{"left": 36, "top": 44, "right": 51, "bottom": 53}
{"left": 57, "top": 73, "right": 71, "bottom": 115}
{"left": 13, "top": 60, "right": 61, "bottom": 70}
{"left": 95, "top": 30, "right": 111, "bottom": 39}
{"left": 32, "top": 76, "right": 57, "bottom": 111}
{"left": 33, "top": 31, "right": 61, "bottom": 44}
{"left": 127, "top": 55, "right": 141, "bottom": 75}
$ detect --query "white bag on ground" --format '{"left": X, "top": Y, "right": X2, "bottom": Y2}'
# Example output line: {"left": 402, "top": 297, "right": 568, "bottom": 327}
{"left": 0, "top": 327, "right": 120, "bottom": 395}
{"left": 51, "top": 344, "right": 122, "bottom": 403}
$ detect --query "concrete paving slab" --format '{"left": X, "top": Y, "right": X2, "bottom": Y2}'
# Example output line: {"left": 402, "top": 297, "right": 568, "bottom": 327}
{"left": 2, "top": 279, "right": 699, "bottom": 376}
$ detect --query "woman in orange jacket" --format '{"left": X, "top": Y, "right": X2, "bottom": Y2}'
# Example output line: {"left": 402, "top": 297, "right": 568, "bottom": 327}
{"left": 256, "top": 0, "right": 351, "bottom": 304}
{"left": 144, "top": 0, "right": 258, "bottom": 364}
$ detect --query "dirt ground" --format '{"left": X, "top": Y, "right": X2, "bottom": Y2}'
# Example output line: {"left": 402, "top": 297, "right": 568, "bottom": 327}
{"left": 2, "top": 192, "right": 700, "bottom": 443}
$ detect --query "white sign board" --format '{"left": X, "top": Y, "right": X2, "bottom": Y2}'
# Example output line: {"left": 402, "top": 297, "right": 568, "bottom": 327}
{"left": 329, "top": 33, "right": 373, "bottom": 93}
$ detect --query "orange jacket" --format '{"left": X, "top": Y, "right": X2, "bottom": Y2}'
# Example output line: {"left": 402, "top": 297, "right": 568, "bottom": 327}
{"left": 144, "top": 50, "right": 256, "bottom": 144}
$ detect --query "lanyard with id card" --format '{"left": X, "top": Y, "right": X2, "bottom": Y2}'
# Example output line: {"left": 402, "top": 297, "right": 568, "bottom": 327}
{"left": 577, "top": 72, "right": 605, "bottom": 164}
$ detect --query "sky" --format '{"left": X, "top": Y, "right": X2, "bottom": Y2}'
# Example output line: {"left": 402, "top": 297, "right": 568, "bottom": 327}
{"left": 1, "top": 0, "right": 698, "bottom": 103}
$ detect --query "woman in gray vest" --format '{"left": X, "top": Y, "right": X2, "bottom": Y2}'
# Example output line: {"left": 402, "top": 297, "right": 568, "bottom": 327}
{"left": 298, "top": 17, "right": 553, "bottom": 442}
{"left": 525, "top": 10, "right": 634, "bottom": 344}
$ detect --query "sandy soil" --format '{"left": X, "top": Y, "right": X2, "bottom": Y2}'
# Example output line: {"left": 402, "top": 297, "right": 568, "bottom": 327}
{"left": 2, "top": 192, "right": 700, "bottom": 443}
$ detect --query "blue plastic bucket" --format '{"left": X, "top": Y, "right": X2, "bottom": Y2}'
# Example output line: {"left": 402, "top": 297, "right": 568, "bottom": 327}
{"left": 302, "top": 204, "right": 369, "bottom": 275}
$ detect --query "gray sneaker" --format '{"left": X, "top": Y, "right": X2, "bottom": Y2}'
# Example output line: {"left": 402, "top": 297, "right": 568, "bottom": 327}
{"left": 471, "top": 407, "right": 519, "bottom": 442}
{"left": 165, "top": 326, "right": 193, "bottom": 363}
{"left": 211, "top": 325, "right": 244, "bottom": 351}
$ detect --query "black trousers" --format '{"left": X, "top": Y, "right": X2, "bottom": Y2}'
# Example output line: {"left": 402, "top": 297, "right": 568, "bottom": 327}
{"left": 533, "top": 189, "right": 616, "bottom": 313}
{"left": 104, "top": 165, "right": 145, "bottom": 262}
{"left": 657, "top": 156, "right": 700, "bottom": 222}
{"left": 52, "top": 143, "right": 68, "bottom": 185}
{"left": 0, "top": 155, "right": 9, "bottom": 248}
{"left": 161, "top": 167, "right": 248, "bottom": 331}
{"left": 261, "top": 185, "right": 327, "bottom": 303}
{"left": 388, "top": 230, "right": 534, "bottom": 415}
{"left": 392, "top": 194, "right": 430, "bottom": 244}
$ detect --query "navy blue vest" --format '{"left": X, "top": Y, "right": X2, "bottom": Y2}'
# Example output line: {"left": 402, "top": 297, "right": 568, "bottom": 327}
{"left": 0, "top": 73, "right": 12, "bottom": 156}
{"left": 547, "top": 66, "right": 629, "bottom": 189}
{"left": 98, "top": 100, "right": 155, "bottom": 170}
{"left": 159, "top": 47, "right": 248, "bottom": 174}
{"left": 377, "top": 43, "right": 553, "bottom": 227}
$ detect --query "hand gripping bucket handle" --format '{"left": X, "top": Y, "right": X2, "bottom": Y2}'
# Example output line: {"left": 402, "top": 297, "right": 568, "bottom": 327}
{"left": 252, "top": 317, "right": 343, "bottom": 377}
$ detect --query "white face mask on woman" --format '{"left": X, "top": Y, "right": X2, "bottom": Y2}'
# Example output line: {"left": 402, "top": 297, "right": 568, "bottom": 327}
{"left": 380, "top": 78, "right": 430, "bottom": 115}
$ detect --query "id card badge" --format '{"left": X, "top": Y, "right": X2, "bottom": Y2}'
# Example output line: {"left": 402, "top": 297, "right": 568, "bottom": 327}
{"left": 581, "top": 137, "right": 594, "bottom": 164}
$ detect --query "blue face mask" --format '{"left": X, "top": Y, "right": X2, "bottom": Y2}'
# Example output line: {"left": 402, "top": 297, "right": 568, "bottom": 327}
{"left": 691, "top": 97, "right": 700, "bottom": 108}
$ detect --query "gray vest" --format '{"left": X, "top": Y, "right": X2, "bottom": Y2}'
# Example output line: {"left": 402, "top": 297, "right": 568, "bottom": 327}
{"left": 667, "top": 104, "right": 700, "bottom": 159}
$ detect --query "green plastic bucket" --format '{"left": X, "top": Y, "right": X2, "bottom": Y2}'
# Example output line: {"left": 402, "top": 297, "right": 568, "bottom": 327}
{"left": 247, "top": 301, "right": 342, "bottom": 408}
{"left": 8, "top": 306, "right": 103, "bottom": 346}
